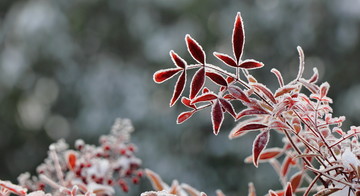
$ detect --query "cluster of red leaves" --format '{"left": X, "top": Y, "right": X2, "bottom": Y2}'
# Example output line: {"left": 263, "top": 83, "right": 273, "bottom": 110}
{"left": 154, "top": 12, "right": 360, "bottom": 196}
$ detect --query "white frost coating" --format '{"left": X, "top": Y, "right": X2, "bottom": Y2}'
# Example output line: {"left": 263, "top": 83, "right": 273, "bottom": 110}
{"left": 86, "top": 159, "right": 110, "bottom": 177}
{"left": 27, "top": 191, "right": 51, "bottom": 196}
{"left": 140, "top": 191, "right": 177, "bottom": 196}
{"left": 342, "top": 148, "right": 360, "bottom": 170}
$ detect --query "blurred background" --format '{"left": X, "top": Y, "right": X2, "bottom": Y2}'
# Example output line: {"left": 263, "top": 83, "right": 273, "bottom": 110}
{"left": 0, "top": 0, "right": 360, "bottom": 195}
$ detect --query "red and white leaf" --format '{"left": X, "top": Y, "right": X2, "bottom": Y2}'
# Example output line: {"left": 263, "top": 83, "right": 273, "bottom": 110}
{"left": 289, "top": 172, "right": 303, "bottom": 191}
{"left": 281, "top": 155, "right": 296, "bottom": 177}
{"left": 320, "top": 82, "right": 330, "bottom": 98}
{"left": 153, "top": 68, "right": 182, "bottom": 83}
{"left": 229, "top": 123, "right": 268, "bottom": 139}
{"left": 299, "top": 79, "right": 319, "bottom": 94}
{"left": 144, "top": 169, "right": 166, "bottom": 191}
{"left": 308, "top": 67, "right": 319, "bottom": 83}
{"left": 268, "top": 190, "right": 279, "bottom": 196}
{"left": 253, "top": 130, "right": 270, "bottom": 167}
{"left": 191, "top": 93, "right": 218, "bottom": 104}
{"left": 271, "top": 68, "right": 284, "bottom": 87}
{"left": 206, "top": 71, "right": 228, "bottom": 86}
{"left": 274, "top": 85, "right": 297, "bottom": 98}
{"left": 170, "top": 71, "right": 186, "bottom": 106}
{"left": 170, "top": 50, "right": 187, "bottom": 69}
{"left": 181, "top": 184, "right": 200, "bottom": 196}
{"left": 181, "top": 97, "right": 196, "bottom": 109}
{"left": 177, "top": 111, "right": 194, "bottom": 124}
{"left": 213, "top": 52, "right": 237, "bottom": 67}
{"left": 185, "top": 34, "right": 206, "bottom": 64}
{"left": 219, "top": 98, "right": 236, "bottom": 118}
{"left": 248, "top": 182, "right": 256, "bottom": 196}
{"left": 270, "top": 120, "right": 290, "bottom": 131}
{"left": 285, "top": 182, "right": 293, "bottom": 196}
{"left": 239, "top": 59, "right": 264, "bottom": 70}
{"left": 236, "top": 108, "right": 269, "bottom": 120}
{"left": 232, "top": 12, "right": 245, "bottom": 64}
{"left": 244, "top": 147, "right": 283, "bottom": 163}
{"left": 190, "top": 68, "right": 205, "bottom": 99}
{"left": 226, "top": 76, "right": 236, "bottom": 84}
{"left": 251, "top": 83, "right": 276, "bottom": 104}
{"left": 228, "top": 85, "right": 251, "bottom": 103}
{"left": 212, "top": 100, "right": 224, "bottom": 135}
{"left": 0, "top": 180, "right": 28, "bottom": 196}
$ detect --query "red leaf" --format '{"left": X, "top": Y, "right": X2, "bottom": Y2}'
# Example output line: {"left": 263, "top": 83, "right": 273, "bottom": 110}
{"left": 236, "top": 108, "right": 269, "bottom": 120}
{"left": 170, "top": 50, "right": 187, "bottom": 69}
{"left": 191, "top": 93, "right": 218, "bottom": 104}
{"left": 244, "top": 148, "right": 282, "bottom": 163}
{"left": 274, "top": 85, "right": 297, "bottom": 98}
{"left": 186, "top": 34, "right": 206, "bottom": 64}
{"left": 281, "top": 155, "right": 295, "bottom": 177}
{"left": 271, "top": 68, "right": 284, "bottom": 87}
{"left": 170, "top": 71, "right": 186, "bottom": 106}
{"left": 66, "top": 152, "right": 77, "bottom": 170}
{"left": 226, "top": 76, "right": 236, "bottom": 84}
{"left": 213, "top": 52, "right": 237, "bottom": 67}
{"left": 228, "top": 85, "right": 251, "bottom": 103}
{"left": 206, "top": 71, "right": 227, "bottom": 86}
{"left": 253, "top": 130, "right": 269, "bottom": 167}
{"left": 190, "top": 68, "right": 205, "bottom": 99}
{"left": 239, "top": 59, "right": 264, "bottom": 70}
{"left": 219, "top": 98, "right": 236, "bottom": 118}
{"left": 233, "top": 12, "right": 245, "bottom": 64}
{"left": 177, "top": 111, "right": 194, "bottom": 124}
{"left": 212, "top": 100, "right": 224, "bottom": 135}
{"left": 308, "top": 67, "right": 319, "bottom": 83}
{"left": 320, "top": 82, "right": 330, "bottom": 98}
{"left": 144, "top": 169, "right": 165, "bottom": 191}
{"left": 202, "top": 87, "right": 210, "bottom": 94}
{"left": 153, "top": 68, "right": 182, "bottom": 83}
{"left": 230, "top": 123, "right": 268, "bottom": 139}
{"left": 181, "top": 97, "right": 196, "bottom": 109}
{"left": 289, "top": 172, "right": 303, "bottom": 192}
{"left": 251, "top": 83, "right": 276, "bottom": 104}
{"left": 285, "top": 183, "right": 293, "bottom": 196}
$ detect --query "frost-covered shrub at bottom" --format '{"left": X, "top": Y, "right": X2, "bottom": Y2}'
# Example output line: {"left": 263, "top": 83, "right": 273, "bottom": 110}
{"left": 0, "top": 118, "right": 143, "bottom": 196}
{"left": 2, "top": 12, "right": 360, "bottom": 196}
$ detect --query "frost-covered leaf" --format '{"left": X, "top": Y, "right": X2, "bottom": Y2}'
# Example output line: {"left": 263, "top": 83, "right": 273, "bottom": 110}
{"left": 320, "top": 82, "right": 330, "bottom": 98}
{"left": 268, "top": 190, "right": 279, "bottom": 196}
{"left": 181, "top": 97, "right": 196, "bottom": 109}
{"left": 309, "top": 67, "right": 319, "bottom": 83}
{"left": 177, "top": 111, "right": 194, "bottom": 124}
{"left": 239, "top": 60, "right": 264, "bottom": 70}
{"left": 271, "top": 68, "right": 284, "bottom": 87}
{"left": 236, "top": 108, "right": 269, "bottom": 120}
{"left": 144, "top": 169, "right": 166, "bottom": 191}
{"left": 0, "top": 180, "right": 27, "bottom": 195}
{"left": 186, "top": 34, "right": 206, "bottom": 64}
{"left": 229, "top": 123, "right": 268, "bottom": 139}
{"left": 289, "top": 172, "right": 303, "bottom": 192}
{"left": 213, "top": 52, "right": 237, "bottom": 67}
{"left": 170, "top": 50, "right": 187, "bottom": 69}
{"left": 314, "top": 188, "right": 342, "bottom": 196}
{"left": 251, "top": 83, "right": 276, "bottom": 104}
{"left": 206, "top": 71, "right": 227, "bottom": 86}
{"left": 212, "top": 100, "right": 224, "bottom": 135}
{"left": 190, "top": 68, "right": 205, "bottom": 99}
{"left": 281, "top": 155, "right": 296, "bottom": 177}
{"left": 253, "top": 131, "right": 270, "bottom": 167}
{"left": 244, "top": 148, "right": 282, "bottom": 163}
{"left": 274, "top": 85, "right": 297, "bottom": 98}
{"left": 228, "top": 85, "right": 251, "bottom": 103}
{"left": 284, "top": 182, "right": 293, "bottom": 196}
{"left": 219, "top": 98, "right": 236, "bottom": 118}
{"left": 191, "top": 93, "right": 218, "bottom": 104}
{"left": 233, "top": 12, "right": 245, "bottom": 64}
{"left": 181, "top": 183, "right": 200, "bottom": 196}
{"left": 170, "top": 71, "right": 186, "bottom": 106}
{"left": 153, "top": 68, "right": 182, "bottom": 83}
